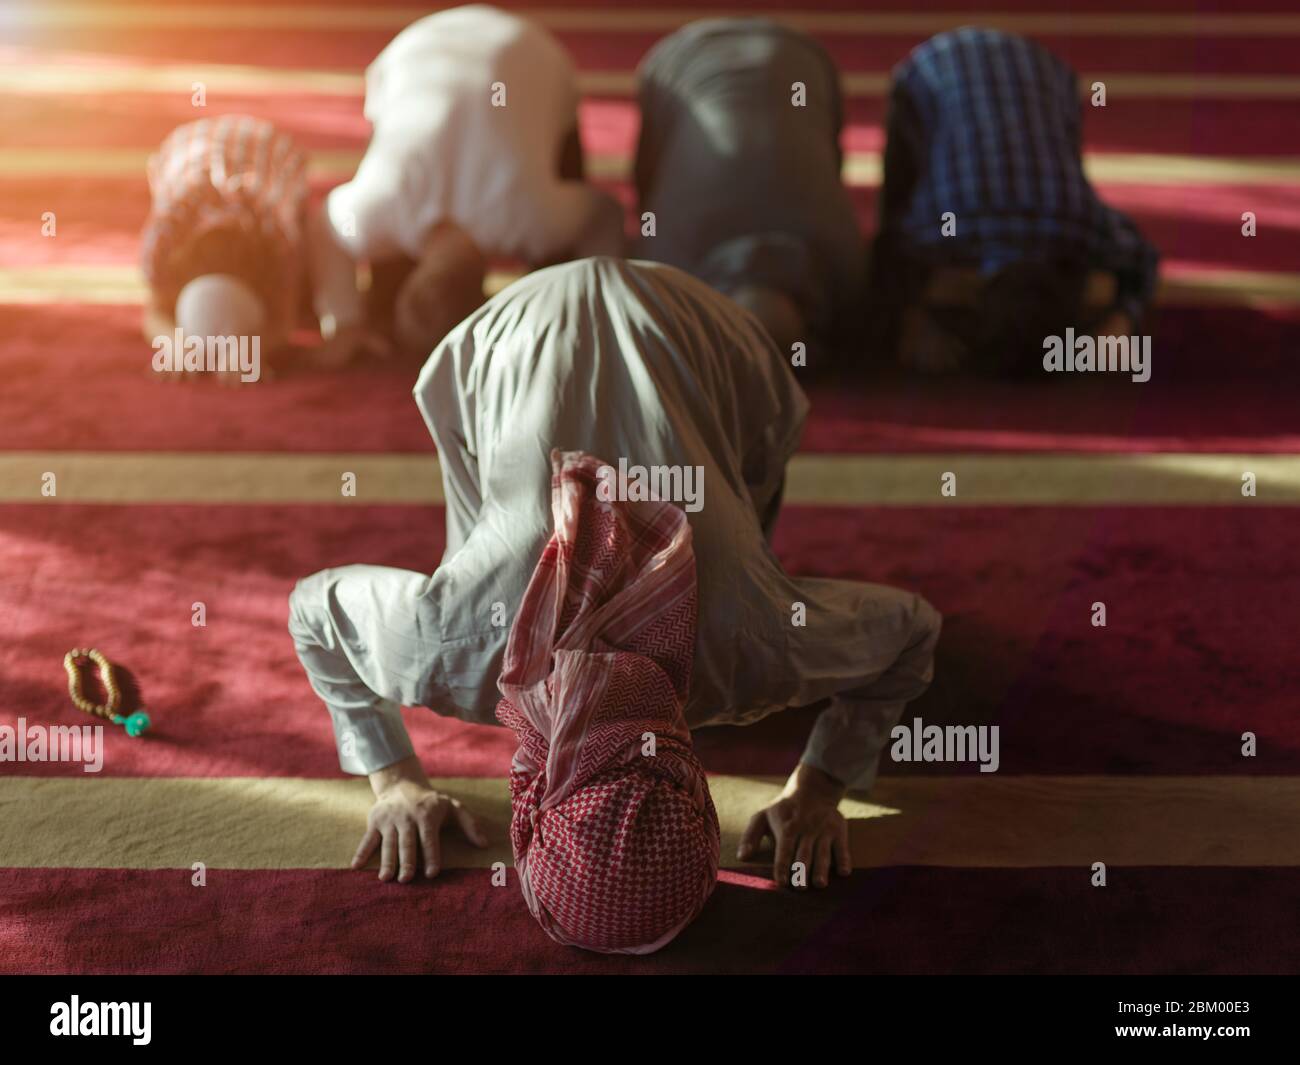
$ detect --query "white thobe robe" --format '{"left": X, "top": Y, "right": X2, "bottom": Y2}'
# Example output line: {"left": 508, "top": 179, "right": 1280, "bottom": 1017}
{"left": 290, "top": 257, "right": 940, "bottom": 790}
{"left": 325, "top": 5, "right": 623, "bottom": 265}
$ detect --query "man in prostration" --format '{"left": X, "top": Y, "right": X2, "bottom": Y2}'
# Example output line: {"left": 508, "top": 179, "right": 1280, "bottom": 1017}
{"left": 288, "top": 257, "right": 941, "bottom": 951}
{"left": 868, "top": 27, "right": 1159, "bottom": 375}
{"left": 310, "top": 4, "right": 625, "bottom": 364}
{"left": 632, "top": 18, "right": 865, "bottom": 361}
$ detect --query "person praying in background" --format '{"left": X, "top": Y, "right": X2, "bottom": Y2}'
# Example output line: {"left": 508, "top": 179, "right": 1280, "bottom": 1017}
{"left": 141, "top": 115, "right": 308, "bottom": 371}
{"left": 308, "top": 4, "right": 626, "bottom": 366}
{"left": 289, "top": 257, "right": 942, "bottom": 923}
{"left": 868, "top": 27, "right": 1159, "bottom": 377}
{"left": 632, "top": 18, "right": 865, "bottom": 362}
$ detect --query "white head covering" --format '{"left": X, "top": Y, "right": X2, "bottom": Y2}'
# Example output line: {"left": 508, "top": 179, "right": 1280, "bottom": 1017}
{"left": 175, "top": 274, "right": 265, "bottom": 340}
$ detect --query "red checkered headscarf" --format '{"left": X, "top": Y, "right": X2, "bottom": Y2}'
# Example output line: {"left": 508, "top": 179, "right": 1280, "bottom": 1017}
{"left": 496, "top": 450, "right": 720, "bottom": 954}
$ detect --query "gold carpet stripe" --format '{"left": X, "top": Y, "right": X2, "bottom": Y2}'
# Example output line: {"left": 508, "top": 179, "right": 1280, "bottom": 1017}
{"left": 7, "top": 147, "right": 1300, "bottom": 187}
{"left": 1160, "top": 270, "right": 1300, "bottom": 310}
{"left": 2, "top": 452, "right": 1297, "bottom": 505}
{"left": 839, "top": 152, "right": 1300, "bottom": 187}
{"left": 6, "top": 5, "right": 1300, "bottom": 36}
{"left": 1, "top": 62, "right": 363, "bottom": 97}
{"left": 1, "top": 775, "right": 1295, "bottom": 870}
{"left": 5, "top": 264, "right": 1299, "bottom": 311}
{"left": 782, "top": 453, "right": 1300, "bottom": 506}
{"left": 0, "top": 147, "right": 367, "bottom": 181}
{"left": 6, "top": 63, "right": 1300, "bottom": 100}
{"left": 0, "top": 266, "right": 521, "bottom": 305}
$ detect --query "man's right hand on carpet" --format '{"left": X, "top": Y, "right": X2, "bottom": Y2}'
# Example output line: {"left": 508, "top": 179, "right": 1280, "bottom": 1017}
{"left": 354, "top": 755, "right": 489, "bottom": 883}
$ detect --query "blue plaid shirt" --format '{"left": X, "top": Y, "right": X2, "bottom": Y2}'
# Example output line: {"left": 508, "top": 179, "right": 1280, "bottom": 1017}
{"left": 879, "top": 27, "right": 1158, "bottom": 321}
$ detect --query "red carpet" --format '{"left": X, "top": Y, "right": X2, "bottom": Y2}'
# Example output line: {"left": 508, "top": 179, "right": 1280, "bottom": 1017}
{"left": 3, "top": 866, "right": 1295, "bottom": 974}
{"left": 8, "top": 94, "right": 1299, "bottom": 160}
{"left": 10, "top": 177, "right": 1300, "bottom": 274}
{"left": 24, "top": 28, "right": 1296, "bottom": 74}
{"left": 3, "top": 303, "right": 1300, "bottom": 454}
{"left": 2, "top": 503, "right": 1297, "bottom": 779}
{"left": 2, "top": 0, "right": 1297, "bottom": 975}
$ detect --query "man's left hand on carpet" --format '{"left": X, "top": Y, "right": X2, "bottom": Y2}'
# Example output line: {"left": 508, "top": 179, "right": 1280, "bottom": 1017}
{"left": 737, "top": 763, "right": 852, "bottom": 889}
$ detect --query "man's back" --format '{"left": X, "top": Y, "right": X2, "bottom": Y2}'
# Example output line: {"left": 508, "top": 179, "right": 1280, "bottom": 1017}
{"left": 874, "top": 27, "right": 1158, "bottom": 335}
{"left": 415, "top": 257, "right": 810, "bottom": 724}
{"left": 635, "top": 19, "right": 863, "bottom": 337}
{"left": 890, "top": 28, "right": 1096, "bottom": 256}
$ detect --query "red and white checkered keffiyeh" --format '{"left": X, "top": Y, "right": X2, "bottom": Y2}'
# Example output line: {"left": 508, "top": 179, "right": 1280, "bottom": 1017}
{"left": 496, "top": 450, "right": 720, "bottom": 954}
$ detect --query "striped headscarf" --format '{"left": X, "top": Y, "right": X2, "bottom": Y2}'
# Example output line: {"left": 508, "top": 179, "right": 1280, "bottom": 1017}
{"left": 141, "top": 115, "right": 308, "bottom": 337}
{"left": 496, "top": 450, "right": 720, "bottom": 954}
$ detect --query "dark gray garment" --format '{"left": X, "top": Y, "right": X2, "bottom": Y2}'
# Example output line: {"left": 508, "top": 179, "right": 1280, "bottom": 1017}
{"left": 634, "top": 18, "right": 865, "bottom": 345}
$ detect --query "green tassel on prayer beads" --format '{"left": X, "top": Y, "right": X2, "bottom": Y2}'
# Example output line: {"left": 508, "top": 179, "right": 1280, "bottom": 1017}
{"left": 111, "top": 711, "right": 151, "bottom": 737}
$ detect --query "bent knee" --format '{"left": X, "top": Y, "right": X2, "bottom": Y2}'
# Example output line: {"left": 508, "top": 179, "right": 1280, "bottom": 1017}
{"left": 906, "top": 593, "right": 943, "bottom": 660}
{"left": 287, "top": 569, "right": 334, "bottom": 642}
